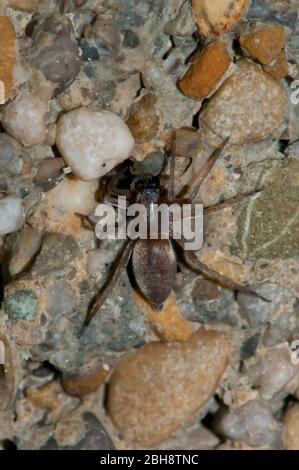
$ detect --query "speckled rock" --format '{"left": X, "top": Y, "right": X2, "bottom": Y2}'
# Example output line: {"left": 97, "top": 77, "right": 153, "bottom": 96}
{"left": 246, "top": 347, "right": 299, "bottom": 400}
{"left": 2, "top": 92, "right": 47, "bottom": 147}
{"left": 217, "top": 400, "right": 280, "bottom": 447}
{"left": 0, "top": 16, "right": 16, "bottom": 102}
{"left": 235, "top": 159, "right": 299, "bottom": 260}
{"left": 0, "top": 133, "right": 23, "bottom": 176}
{"left": 237, "top": 283, "right": 295, "bottom": 328}
{"left": 57, "top": 72, "right": 95, "bottom": 111}
{"left": 283, "top": 404, "right": 299, "bottom": 450}
{"left": 42, "top": 412, "right": 115, "bottom": 450}
{"left": 126, "top": 94, "right": 159, "bottom": 143}
{"left": 178, "top": 40, "right": 231, "bottom": 100}
{"left": 4, "top": 288, "right": 38, "bottom": 321}
{"left": 192, "top": 0, "right": 248, "bottom": 37}
{"left": 56, "top": 107, "right": 135, "bottom": 181}
{"left": 199, "top": 60, "right": 288, "bottom": 145}
{"left": 0, "top": 197, "right": 24, "bottom": 235}
{"left": 240, "top": 26, "right": 286, "bottom": 65}
{"left": 107, "top": 329, "right": 232, "bottom": 447}
{"left": 9, "top": 226, "right": 43, "bottom": 276}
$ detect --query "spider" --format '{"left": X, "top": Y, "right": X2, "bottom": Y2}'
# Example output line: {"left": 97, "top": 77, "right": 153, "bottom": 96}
{"left": 77, "top": 133, "right": 268, "bottom": 337}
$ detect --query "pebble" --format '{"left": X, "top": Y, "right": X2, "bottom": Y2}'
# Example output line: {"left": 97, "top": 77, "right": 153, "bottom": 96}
{"left": 283, "top": 404, "right": 299, "bottom": 450}
{"left": 126, "top": 94, "right": 160, "bottom": 143}
{"left": 240, "top": 25, "right": 286, "bottom": 65}
{"left": 178, "top": 40, "right": 231, "bottom": 100}
{"left": 42, "top": 412, "right": 115, "bottom": 450}
{"left": 61, "top": 358, "right": 110, "bottom": 397}
{"left": 217, "top": 400, "right": 279, "bottom": 447}
{"left": 0, "top": 16, "right": 16, "bottom": 102}
{"left": 40, "top": 175, "right": 98, "bottom": 223}
{"left": 56, "top": 107, "right": 135, "bottom": 181}
{"left": 57, "top": 72, "right": 95, "bottom": 111}
{"left": 0, "top": 133, "right": 23, "bottom": 176}
{"left": 7, "top": 0, "right": 38, "bottom": 11}
{"left": 134, "top": 291, "right": 194, "bottom": 342}
{"left": 91, "top": 14, "right": 121, "bottom": 57}
{"left": 200, "top": 60, "right": 288, "bottom": 145}
{"left": 246, "top": 347, "right": 299, "bottom": 400}
{"left": 9, "top": 226, "right": 43, "bottom": 276}
{"left": 30, "top": 14, "right": 82, "bottom": 84}
{"left": 192, "top": 0, "right": 248, "bottom": 37}
{"left": 107, "top": 329, "right": 231, "bottom": 447}
{"left": 2, "top": 92, "right": 47, "bottom": 148}
{"left": 0, "top": 197, "right": 24, "bottom": 235}
{"left": 4, "top": 288, "right": 38, "bottom": 321}
{"left": 237, "top": 283, "right": 294, "bottom": 328}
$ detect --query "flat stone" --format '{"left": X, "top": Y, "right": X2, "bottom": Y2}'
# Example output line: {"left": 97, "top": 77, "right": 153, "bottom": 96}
{"left": 240, "top": 26, "right": 285, "bottom": 65}
{"left": 107, "top": 329, "right": 231, "bottom": 447}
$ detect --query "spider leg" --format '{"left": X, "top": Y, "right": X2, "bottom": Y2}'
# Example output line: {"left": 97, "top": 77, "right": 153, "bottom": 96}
{"left": 77, "top": 239, "right": 134, "bottom": 338}
{"left": 175, "top": 240, "right": 270, "bottom": 302}
{"left": 181, "top": 137, "right": 230, "bottom": 203}
{"left": 204, "top": 189, "right": 262, "bottom": 214}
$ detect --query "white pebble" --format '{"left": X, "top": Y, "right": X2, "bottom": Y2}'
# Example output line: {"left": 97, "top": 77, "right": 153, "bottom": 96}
{"left": 2, "top": 92, "right": 47, "bottom": 148}
{"left": 56, "top": 107, "right": 135, "bottom": 181}
{"left": 0, "top": 197, "right": 24, "bottom": 235}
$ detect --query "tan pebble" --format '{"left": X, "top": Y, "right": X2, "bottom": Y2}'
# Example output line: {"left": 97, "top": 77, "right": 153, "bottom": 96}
{"left": 107, "top": 329, "right": 232, "bottom": 447}
{"left": 178, "top": 40, "right": 231, "bottom": 100}
{"left": 240, "top": 26, "right": 285, "bottom": 65}
{"left": 135, "top": 291, "right": 193, "bottom": 342}
{"left": 0, "top": 16, "right": 16, "bottom": 101}
{"left": 192, "top": 0, "right": 248, "bottom": 37}
{"left": 283, "top": 404, "right": 299, "bottom": 450}
{"left": 61, "top": 359, "right": 110, "bottom": 397}
{"left": 263, "top": 50, "right": 289, "bottom": 79}
{"left": 9, "top": 226, "right": 43, "bottom": 276}
{"left": 126, "top": 94, "right": 160, "bottom": 144}
{"left": 200, "top": 60, "right": 288, "bottom": 145}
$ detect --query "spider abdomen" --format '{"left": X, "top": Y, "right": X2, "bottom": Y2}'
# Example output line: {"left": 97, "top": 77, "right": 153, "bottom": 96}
{"left": 132, "top": 238, "right": 177, "bottom": 310}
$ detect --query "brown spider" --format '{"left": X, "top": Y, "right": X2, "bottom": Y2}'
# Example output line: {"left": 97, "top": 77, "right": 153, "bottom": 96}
{"left": 78, "top": 133, "right": 268, "bottom": 337}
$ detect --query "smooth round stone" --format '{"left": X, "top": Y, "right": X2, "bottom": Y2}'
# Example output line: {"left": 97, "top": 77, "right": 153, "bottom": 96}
{"left": 2, "top": 92, "right": 47, "bottom": 147}
{"left": 0, "top": 196, "right": 24, "bottom": 235}
{"left": 200, "top": 60, "right": 288, "bottom": 145}
{"left": 107, "top": 329, "right": 231, "bottom": 447}
{"left": 56, "top": 107, "right": 135, "bottom": 181}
